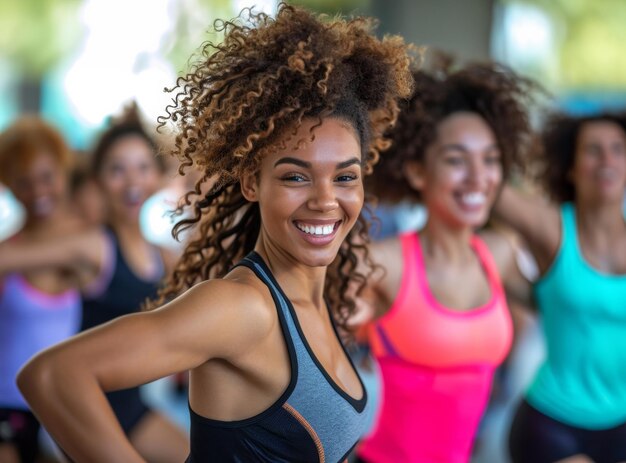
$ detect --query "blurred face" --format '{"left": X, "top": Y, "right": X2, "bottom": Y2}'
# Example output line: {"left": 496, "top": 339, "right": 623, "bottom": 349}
{"left": 8, "top": 151, "right": 68, "bottom": 221}
{"left": 242, "top": 117, "right": 363, "bottom": 268}
{"left": 570, "top": 121, "right": 626, "bottom": 204}
{"left": 97, "top": 135, "right": 162, "bottom": 223}
{"left": 405, "top": 112, "right": 502, "bottom": 229}
{"left": 72, "top": 179, "right": 106, "bottom": 226}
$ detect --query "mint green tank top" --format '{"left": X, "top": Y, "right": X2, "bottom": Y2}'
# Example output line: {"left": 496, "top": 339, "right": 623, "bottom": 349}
{"left": 527, "top": 202, "right": 626, "bottom": 429}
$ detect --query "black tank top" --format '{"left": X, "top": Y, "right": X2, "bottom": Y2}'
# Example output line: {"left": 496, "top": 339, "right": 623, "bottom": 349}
{"left": 186, "top": 252, "right": 371, "bottom": 463}
{"left": 81, "top": 228, "right": 163, "bottom": 330}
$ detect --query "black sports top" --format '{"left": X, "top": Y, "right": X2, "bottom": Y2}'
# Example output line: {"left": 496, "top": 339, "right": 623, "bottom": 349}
{"left": 186, "top": 252, "right": 371, "bottom": 463}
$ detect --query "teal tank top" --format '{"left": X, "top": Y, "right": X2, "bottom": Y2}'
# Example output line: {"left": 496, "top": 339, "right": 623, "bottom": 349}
{"left": 527, "top": 202, "right": 626, "bottom": 429}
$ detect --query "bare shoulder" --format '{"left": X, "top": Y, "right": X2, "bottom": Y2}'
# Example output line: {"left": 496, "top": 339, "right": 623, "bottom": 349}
{"left": 369, "top": 235, "right": 403, "bottom": 269}
{"left": 479, "top": 229, "right": 516, "bottom": 274}
{"left": 156, "top": 267, "right": 277, "bottom": 359}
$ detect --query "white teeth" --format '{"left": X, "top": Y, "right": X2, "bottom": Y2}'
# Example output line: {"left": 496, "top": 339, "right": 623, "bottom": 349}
{"left": 296, "top": 223, "right": 335, "bottom": 236}
{"left": 461, "top": 192, "right": 486, "bottom": 206}
{"left": 34, "top": 196, "right": 53, "bottom": 216}
{"left": 125, "top": 188, "right": 143, "bottom": 204}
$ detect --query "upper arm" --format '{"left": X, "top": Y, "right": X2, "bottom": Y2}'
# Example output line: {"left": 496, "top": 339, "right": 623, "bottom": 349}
{"left": 493, "top": 185, "right": 561, "bottom": 271}
{"left": 361, "top": 237, "right": 403, "bottom": 319}
{"left": 21, "top": 279, "right": 274, "bottom": 392}
{"left": 481, "top": 230, "right": 534, "bottom": 310}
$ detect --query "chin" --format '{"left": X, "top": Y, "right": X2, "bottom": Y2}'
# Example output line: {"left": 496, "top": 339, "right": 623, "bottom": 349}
{"left": 297, "top": 250, "right": 340, "bottom": 268}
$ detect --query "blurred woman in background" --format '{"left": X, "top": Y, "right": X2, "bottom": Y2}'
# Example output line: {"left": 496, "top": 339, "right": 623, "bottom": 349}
{"left": 500, "top": 111, "right": 626, "bottom": 463}
{"left": 0, "top": 106, "right": 188, "bottom": 463}
{"left": 0, "top": 116, "right": 83, "bottom": 463}
{"left": 355, "top": 58, "right": 537, "bottom": 463}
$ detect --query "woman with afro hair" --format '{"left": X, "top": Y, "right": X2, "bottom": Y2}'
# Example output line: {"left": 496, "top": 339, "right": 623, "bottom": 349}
{"left": 354, "top": 56, "right": 537, "bottom": 463}
{"left": 498, "top": 111, "right": 626, "bottom": 463}
{"left": 15, "top": 4, "right": 413, "bottom": 462}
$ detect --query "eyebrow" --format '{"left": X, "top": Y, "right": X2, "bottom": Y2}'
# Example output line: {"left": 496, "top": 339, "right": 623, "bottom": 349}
{"left": 273, "top": 156, "right": 361, "bottom": 169}
{"left": 439, "top": 143, "right": 499, "bottom": 153}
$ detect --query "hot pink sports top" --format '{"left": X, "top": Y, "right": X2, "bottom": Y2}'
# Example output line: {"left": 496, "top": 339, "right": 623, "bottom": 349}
{"left": 358, "top": 232, "right": 513, "bottom": 463}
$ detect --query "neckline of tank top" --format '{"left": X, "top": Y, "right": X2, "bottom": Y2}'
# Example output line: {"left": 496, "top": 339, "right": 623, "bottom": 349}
{"left": 244, "top": 251, "right": 367, "bottom": 412}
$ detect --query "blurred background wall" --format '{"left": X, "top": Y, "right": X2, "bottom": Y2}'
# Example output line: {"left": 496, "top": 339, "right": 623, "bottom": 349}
{"left": 3, "top": 0, "right": 626, "bottom": 257}
{"left": 2, "top": 0, "right": 626, "bottom": 144}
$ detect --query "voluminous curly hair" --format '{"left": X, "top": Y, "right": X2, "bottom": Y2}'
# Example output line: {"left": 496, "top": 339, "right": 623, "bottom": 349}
{"left": 367, "top": 55, "right": 538, "bottom": 203}
{"left": 0, "top": 116, "right": 73, "bottom": 185}
{"left": 538, "top": 111, "right": 626, "bottom": 203}
{"left": 151, "top": 3, "right": 413, "bottom": 330}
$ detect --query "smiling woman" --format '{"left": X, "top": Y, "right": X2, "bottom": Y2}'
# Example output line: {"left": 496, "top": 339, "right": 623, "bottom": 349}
{"left": 13, "top": 3, "right": 412, "bottom": 463}
{"left": 354, "top": 57, "right": 538, "bottom": 463}
{"left": 243, "top": 118, "right": 364, "bottom": 268}
{"left": 497, "top": 111, "right": 626, "bottom": 463}
{"left": 0, "top": 106, "right": 189, "bottom": 463}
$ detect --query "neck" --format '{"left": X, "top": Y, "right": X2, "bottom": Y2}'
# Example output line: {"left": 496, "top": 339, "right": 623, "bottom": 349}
{"left": 23, "top": 205, "right": 69, "bottom": 234}
{"left": 108, "top": 218, "right": 144, "bottom": 241}
{"left": 575, "top": 199, "right": 626, "bottom": 241}
{"left": 420, "top": 218, "right": 475, "bottom": 263}
{"left": 254, "top": 235, "right": 328, "bottom": 310}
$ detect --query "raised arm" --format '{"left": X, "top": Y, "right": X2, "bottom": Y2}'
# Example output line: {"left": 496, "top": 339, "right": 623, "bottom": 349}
{"left": 0, "top": 228, "right": 104, "bottom": 283}
{"left": 481, "top": 227, "right": 535, "bottom": 310}
{"left": 348, "top": 236, "right": 403, "bottom": 328}
{"left": 493, "top": 184, "right": 561, "bottom": 274}
{"left": 17, "top": 278, "right": 272, "bottom": 463}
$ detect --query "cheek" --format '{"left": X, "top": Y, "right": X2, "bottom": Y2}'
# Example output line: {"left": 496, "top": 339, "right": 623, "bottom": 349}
{"left": 99, "top": 176, "right": 123, "bottom": 196}
{"left": 433, "top": 167, "right": 464, "bottom": 189}
{"left": 52, "top": 174, "right": 69, "bottom": 195}
{"left": 488, "top": 165, "right": 503, "bottom": 187}
{"left": 340, "top": 187, "right": 364, "bottom": 216}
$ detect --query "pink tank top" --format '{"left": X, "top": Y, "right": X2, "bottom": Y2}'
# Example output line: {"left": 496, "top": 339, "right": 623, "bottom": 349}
{"left": 358, "top": 232, "right": 513, "bottom": 463}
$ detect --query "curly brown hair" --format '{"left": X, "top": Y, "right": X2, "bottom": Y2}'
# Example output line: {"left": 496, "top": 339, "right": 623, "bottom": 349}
{"left": 150, "top": 3, "right": 413, "bottom": 330}
{"left": 0, "top": 116, "right": 73, "bottom": 185}
{"left": 538, "top": 111, "right": 626, "bottom": 203}
{"left": 367, "top": 55, "right": 538, "bottom": 203}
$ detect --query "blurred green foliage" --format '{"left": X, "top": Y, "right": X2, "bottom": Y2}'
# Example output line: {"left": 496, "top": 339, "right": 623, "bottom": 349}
{"left": 0, "top": 0, "right": 83, "bottom": 76}
{"left": 504, "top": 0, "right": 626, "bottom": 90}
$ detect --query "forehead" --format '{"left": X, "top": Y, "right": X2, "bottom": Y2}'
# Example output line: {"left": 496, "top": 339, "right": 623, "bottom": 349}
{"left": 263, "top": 118, "right": 361, "bottom": 166}
{"left": 14, "top": 150, "right": 63, "bottom": 177}
{"left": 578, "top": 121, "right": 626, "bottom": 144}
{"left": 435, "top": 112, "right": 495, "bottom": 142}
{"left": 103, "top": 135, "right": 154, "bottom": 162}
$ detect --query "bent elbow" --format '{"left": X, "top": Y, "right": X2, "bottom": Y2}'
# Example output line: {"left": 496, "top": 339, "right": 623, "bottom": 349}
{"left": 17, "top": 350, "right": 60, "bottom": 405}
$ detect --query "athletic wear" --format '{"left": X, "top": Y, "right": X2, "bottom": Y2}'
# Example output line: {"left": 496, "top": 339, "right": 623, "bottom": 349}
{"left": 358, "top": 232, "right": 512, "bottom": 463}
{"left": 509, "top": 399, "right": 626, "bottom": 463}
{"left": 527, "top": 203, "right": 626, "bottom": 430}
{"left": 0, "top": 408, "right": 41, "bottom": 463}
{"left": 186, "top": 251, "right": 371, "bottom": 463}
{"left": 81, "top": 228, "right": 163, "bottom": 435}
{"left": 0, "top": 274, "right": 81, "bottom": 410}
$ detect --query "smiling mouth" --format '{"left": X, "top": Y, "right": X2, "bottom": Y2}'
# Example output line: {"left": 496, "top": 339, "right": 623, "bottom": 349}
{"left": 459, "top": 192, "right": 486, "bottom": 207}
{"left": 294, "top": 221, "right": 340, "bottom": 236}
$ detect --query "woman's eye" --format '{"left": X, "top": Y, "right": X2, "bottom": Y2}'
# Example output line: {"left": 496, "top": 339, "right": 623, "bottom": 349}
{"left": 282, "top": 173, "right": 307, "bottom": 182}
{"left": 108, "top": 165, "right": 124, "bottom": 177}
{"left": 444, "top": 157, "right": 464, "bottom": 165}
{"left": 336, "top": 173, "right": 358, "bottom": 182}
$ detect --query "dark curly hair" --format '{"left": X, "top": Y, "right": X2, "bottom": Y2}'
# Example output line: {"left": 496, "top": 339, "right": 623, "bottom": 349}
{"left": 367, "top": 55, "right": 538, "bottom": 203}
{"left": 150, "top": 3, "right": 413, "bottom": 330}
{"left": 538, "top": 111, "right": 626, "bottom": 203}
{"left": 91, "top": 101, "right": 165, "bottom": 177}
{"left": 0, "top": 116, "right": 73, "bottom": 185}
